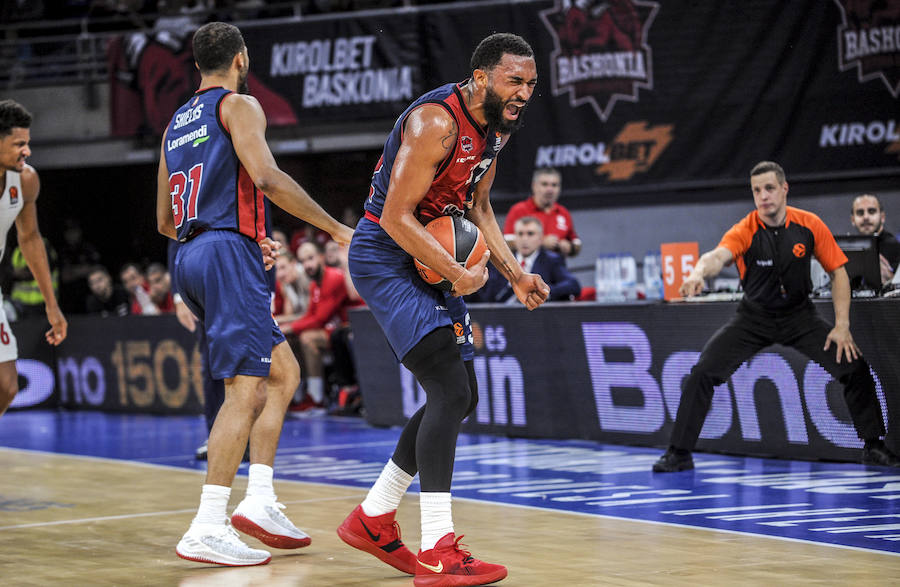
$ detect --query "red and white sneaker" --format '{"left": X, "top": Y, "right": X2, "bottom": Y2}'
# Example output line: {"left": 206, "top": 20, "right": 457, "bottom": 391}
{"left": 414, "top": 533, "right": 507, "bottom": 586}
{"left": 231, "top": 495, "right": 311, "bottom": 549}
{"left": 336, "top": 505, "right": 417, "bottom": 574}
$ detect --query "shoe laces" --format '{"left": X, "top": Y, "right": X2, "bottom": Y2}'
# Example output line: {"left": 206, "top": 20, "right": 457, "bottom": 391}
{"left": 451, "top": 534, "right": 474, "bottom": 564}
{"left": 391, "top": 520, "right": 403, "bottom": 541}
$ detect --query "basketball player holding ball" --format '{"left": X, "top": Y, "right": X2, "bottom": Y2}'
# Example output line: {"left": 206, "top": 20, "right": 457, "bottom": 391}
{"left": 337, "top": 33, "right": 549, "bottom": 586}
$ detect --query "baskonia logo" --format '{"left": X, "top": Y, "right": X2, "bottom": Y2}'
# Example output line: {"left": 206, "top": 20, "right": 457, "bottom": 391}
{"left": 833, "top": 0, "right": 900, "bottom": 97}
{"left": 540, "top": 0, "right": 660, "bottom": 122}
{"left": 596, "top": 121, "right": 673, "bottom": 180}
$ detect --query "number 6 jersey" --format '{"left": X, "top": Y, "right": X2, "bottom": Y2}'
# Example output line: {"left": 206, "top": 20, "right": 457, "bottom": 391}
{"left": 164, "top": 87, "right": 267, "bottom": 243}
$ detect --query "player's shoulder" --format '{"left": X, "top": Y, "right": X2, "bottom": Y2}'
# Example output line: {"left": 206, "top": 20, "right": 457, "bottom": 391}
{"left": 19, "top": 163, "right": 39, "bottom": 194}
{"left": 405, "top": 102, "right": 457, "bottom": 133}
{"left": 221, "top": 92, "right": 261, "bottom": 112}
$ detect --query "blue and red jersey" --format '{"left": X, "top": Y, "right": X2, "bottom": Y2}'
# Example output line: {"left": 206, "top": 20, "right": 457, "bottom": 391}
{"left": 164, "top": 87, "right": 266, "bottom": 243}
{"left": 364, "top": 81, "right": 504, "bottom": 225}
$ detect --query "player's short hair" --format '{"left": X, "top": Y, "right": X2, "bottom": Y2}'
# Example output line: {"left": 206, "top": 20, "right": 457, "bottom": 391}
{"left": 0, "top": 100, "right": 32, "bottom": 138}
{"left": 470, "top": 33, "right": 533, "bottom": 73}
{"left": 851, "top": 193, "right": 882, "bottom": 214}
{"left": 532, "top": 167, "right": 561, "bottom": 182}
{"left": 192, "top": 22, "right": 246, "bottom": 74}
{"left": 750, "top": 161, "right": 786, "bottom": 184}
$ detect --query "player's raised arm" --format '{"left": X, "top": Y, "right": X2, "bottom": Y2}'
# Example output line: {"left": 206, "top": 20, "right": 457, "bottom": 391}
{"left": 380, "top": 105, "right": 489, "bottom": 295}
{"left": 221, "top": 94, "right": 353, "bottom": 245}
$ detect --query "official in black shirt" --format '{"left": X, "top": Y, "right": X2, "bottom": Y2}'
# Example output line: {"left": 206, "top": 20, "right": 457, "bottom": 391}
{"left": 850, "top": 194, "right": 900, "bottom": 285}
{"left": 653, "top": 162, "right": 899, "bottom": 472}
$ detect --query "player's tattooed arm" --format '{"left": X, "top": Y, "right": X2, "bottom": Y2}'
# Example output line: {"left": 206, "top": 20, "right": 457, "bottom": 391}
{"left": 440, "top": 118, "right": 458, "bottom": 152}
{"left": 496, "top": 258, "right": 517, "bottom": 282}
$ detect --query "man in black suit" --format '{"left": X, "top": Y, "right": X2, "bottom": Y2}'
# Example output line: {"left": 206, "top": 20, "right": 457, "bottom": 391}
{"left": 473, "top": 216, "right": 581, "bottom": 303}
{"left": 850, "top": 194, "right": 900, "bottom": 286}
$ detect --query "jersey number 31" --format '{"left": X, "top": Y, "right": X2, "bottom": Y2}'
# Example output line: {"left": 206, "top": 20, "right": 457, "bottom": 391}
{"left": 170, "top": 163, "right": 203, "bottom": 228}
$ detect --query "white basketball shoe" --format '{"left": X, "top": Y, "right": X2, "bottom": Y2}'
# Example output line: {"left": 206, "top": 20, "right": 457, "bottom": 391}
{"left": 231, "top": 495, "right": 312, "bottom": 549}
{"left": 175, "top": 522, "right": 272, "bottom": 566}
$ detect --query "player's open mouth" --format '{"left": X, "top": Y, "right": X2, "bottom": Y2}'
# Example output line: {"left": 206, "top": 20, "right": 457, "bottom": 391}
{"left": 505, "top": 103, "right": 522, "bottom": 118}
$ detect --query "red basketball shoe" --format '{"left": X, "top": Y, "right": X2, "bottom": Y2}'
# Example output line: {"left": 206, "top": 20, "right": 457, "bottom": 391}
{"left": 414, "top": 533, "right": 507, "bottom": 587}
{"left": 336, "top": 505, "right": 417, "bottom": 574}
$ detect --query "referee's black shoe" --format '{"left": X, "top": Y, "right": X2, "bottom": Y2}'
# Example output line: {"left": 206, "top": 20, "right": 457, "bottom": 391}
{"left": 652, "top": 446, "right": 694, "bottom": 472}
{"left": 862, "top": 440, "right": 900, "bottom": 467}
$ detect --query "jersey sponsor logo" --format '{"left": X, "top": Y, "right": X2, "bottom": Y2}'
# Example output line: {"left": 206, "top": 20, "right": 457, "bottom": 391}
{"left": 540, "top": 0, "right": 660, "bottom": 122}
{"left": 793, "top": 243, "right": 807, "bottom": 258}
{"left": 756, "top": 259, "right": 774, "bottom": 267}
{"left": 460, "top": 135, "right": 473, "bottom": 152}
{"left": 166, "top": 124, "right": 209, "bottom": 151}
{"left": 269, "top": 35, "right": 414, "bottom": 108}
{"left": 173, "top": 103, "right": 204, "bottom": 130}
{"left": 261, "top": 357, "right": 272, "bottom": 363}
{"left": 833, "top": 0, "right": 900, "bottom": 98}
{"left": 8, "top": 186, "right": 17, "bottom": 205}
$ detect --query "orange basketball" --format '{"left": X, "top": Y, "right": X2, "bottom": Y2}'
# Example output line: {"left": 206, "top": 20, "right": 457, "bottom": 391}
{"left": 414, "top": 215, "right": 488, "bottom": 291}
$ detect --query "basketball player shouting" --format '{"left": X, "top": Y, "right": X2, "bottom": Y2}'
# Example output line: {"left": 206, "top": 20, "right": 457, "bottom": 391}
{"left": 0, "top": 100, "right": 67, "bottom": 417}
{"left": 336, "top": 33, "right": 549, "bottom": 586}
{"left": 157, "top": 22, "right": 353, "bottom": 566}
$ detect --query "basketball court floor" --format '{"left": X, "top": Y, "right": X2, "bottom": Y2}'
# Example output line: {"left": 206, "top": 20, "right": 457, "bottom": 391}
{"left": 1, "top": 410, "right": 899, "bottom": 585}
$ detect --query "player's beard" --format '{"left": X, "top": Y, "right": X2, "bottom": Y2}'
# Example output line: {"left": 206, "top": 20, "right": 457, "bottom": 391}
{"left": 483, "top": 86, "right": 527, "bottom": 134}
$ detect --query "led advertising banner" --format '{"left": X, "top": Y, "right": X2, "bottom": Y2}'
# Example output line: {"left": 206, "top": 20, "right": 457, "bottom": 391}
{"left": 10, "top": 316, "right": 205, "bottom": 415}
{"left": 351, "top": 299, "right": 900, "bottom": 463}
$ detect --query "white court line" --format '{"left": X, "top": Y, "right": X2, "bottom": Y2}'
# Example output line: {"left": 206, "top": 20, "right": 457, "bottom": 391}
{"left": 0, "top": 494, "right": 359, "bottom": 532}
{"left": 2, "top": 447, "right": 899, "bottom": 558}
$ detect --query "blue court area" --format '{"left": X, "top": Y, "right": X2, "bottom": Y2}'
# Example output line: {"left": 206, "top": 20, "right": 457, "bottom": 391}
{"left": 2, "top": 409, "right": 899, "bottom": 556}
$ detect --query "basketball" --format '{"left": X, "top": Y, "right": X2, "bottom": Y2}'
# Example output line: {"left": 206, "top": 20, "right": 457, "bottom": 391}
{"left": 414, "top": 215, "right": 488, "bottom": 291}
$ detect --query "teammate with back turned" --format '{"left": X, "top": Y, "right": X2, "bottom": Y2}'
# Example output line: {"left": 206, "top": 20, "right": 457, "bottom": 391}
{"left": 156, "top": 22, "right": 354, "bottom": 566}
{"left": 335, "top": 33, "right": 549, "bottom": 587}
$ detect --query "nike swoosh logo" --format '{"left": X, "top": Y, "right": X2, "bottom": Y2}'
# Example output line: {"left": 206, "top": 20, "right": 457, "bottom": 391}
{"left": 418, "top": 560, "right": 443, "bottom": 573}
{"left": 359, "top": 519, "right": 380, "bottom": 542}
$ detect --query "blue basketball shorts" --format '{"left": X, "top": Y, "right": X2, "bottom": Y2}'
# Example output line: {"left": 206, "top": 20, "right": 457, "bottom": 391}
{"left": 173, "top": 230, "right": 284, "bottom": 379}
{"left": 349, "top": 217, "right": 473, "bottom": 362}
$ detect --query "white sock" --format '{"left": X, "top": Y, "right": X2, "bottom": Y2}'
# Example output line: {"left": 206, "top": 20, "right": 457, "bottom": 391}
{"left": 360, "top": 459, "right": 413, "bottom": 517}
{"left": 193, "top": 484, "right": 231, "bottom": 526}
{"left": 246, "top": 463, "right": 276, "bottom": 500}
{"left": 419, "top": 492, "right": 453, "bottom": 551}
{"left": 306, "top": 377, "right": 324, "bottom": 403}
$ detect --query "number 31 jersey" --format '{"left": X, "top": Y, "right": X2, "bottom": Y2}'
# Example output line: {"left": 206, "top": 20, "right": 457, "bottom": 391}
{"left": 164, "top": 87, "right": 267, "bottom": 243}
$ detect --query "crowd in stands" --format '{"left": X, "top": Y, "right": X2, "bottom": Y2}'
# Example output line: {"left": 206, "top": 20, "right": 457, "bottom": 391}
{"left": 2, "top": 0, "right": 466, "bottom": 26}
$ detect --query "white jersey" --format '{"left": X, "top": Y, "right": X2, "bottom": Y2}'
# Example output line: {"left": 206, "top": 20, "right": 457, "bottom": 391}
{"left": 0, "top": 170, "right": 23, "bottom": 363}
{"left": 0, "top": 170, "right": 24, "bottom": 262}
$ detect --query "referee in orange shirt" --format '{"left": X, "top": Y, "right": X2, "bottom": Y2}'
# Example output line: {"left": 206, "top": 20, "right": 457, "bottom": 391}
{"left": 653, "top": 161, "right": 899, "bottom": 472}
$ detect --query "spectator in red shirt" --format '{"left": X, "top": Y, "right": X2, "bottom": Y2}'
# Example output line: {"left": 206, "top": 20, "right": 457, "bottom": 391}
{"left": 281, "top": 242, "right": 363, "bottom": 409}
{"left": 503, "top": 167, "right": 581, "bottom": 258}
{"left": 146, "top": 262, "right": 175, "bottom": 313}
{"left": 120, "top": 262, "right": 156, "bottom": 315}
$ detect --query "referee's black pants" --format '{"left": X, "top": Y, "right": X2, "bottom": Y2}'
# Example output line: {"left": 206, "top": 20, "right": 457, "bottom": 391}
{"left": 669, "top": 299, "right": 885, "bottom": 451}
